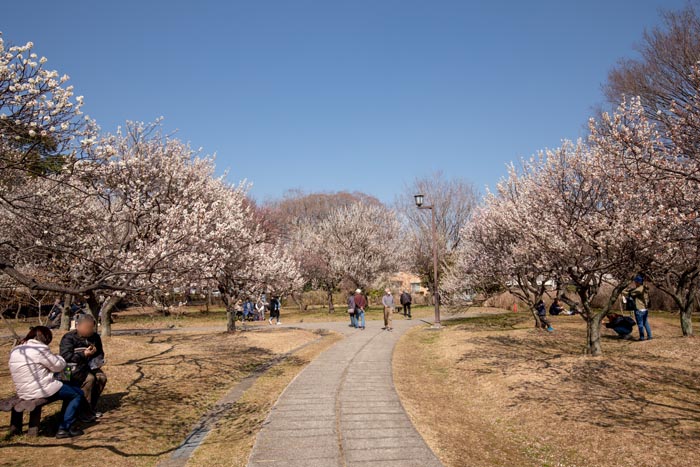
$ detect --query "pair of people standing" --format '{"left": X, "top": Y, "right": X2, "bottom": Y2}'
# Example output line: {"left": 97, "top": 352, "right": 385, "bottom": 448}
{"left": 346, "top": 289, "right": 397, "bottom": 331}
{"left": 348, "top": 289, "right": 366, "bottom": 329}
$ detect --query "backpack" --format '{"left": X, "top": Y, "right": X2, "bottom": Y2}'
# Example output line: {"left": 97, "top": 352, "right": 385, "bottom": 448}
{"left": 625, "top": 294, "right": 637, "bottom": 311}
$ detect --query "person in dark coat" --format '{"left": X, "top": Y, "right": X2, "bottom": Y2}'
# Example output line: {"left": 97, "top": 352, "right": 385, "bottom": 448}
{"left": 268, "top": 296, "right": 282, "bottom": 325}
{"left": 549, "top": 298, "right": 565, "bottom": 316}
{"left": 535, "top": 300, "right": 553, "bottom": 332}
{"left": 605, "top": 313, "right": 635, "bottom": 339}
{"left": 400, "top": 291, "right": 412, "bottom": 318}
{"left": 59, "top": 314, "right": 106, "bottom": 414}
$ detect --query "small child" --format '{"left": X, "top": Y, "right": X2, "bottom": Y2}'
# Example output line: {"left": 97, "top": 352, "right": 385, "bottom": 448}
{"left": 535, "top": 300, "right": 553, "bottom": 332}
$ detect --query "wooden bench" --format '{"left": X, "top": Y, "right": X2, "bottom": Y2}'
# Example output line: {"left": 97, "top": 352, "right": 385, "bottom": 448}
{"left": 1, "top": 396, "right": 51, "bottom": 437}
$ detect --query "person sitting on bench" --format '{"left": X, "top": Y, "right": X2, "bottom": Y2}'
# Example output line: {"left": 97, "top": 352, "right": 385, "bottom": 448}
{"left": 605, "top": 313, "right": 635, "bottom": 339}
{"left": 60, "top": 314, "right": 107, "bottom": 416}
{"left": 9, "top": 326, "right": 86, "bottom": 438}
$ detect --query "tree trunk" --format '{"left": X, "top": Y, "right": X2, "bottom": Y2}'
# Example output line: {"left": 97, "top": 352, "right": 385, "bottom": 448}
{"left": 60, "top": 294, "right": 72, "bottom": 330}
{"left": 530, "top": 308, "right": 542, "bottom": 328}
{"left": 206, "top": 285, "right": 212, "bottom": 312}
{"left": 100, "top": 295, "right": 121, "bottom": 337}
{"left": 327, "top": 290, "right": 335, "bottom": 313}
{"left": 85, "top": 292, "right": 101, "bottom": 321}
{"left": 226, "top": 308, "right": 236, "bottom": 332}
{"left": 0, "top": 313, "right": 20, "bottom": 344}
{"left": 585, "top": 313, "right": 604, "bottom": 356}
{"left": 680, "top": 303, "right": 694, "bottom": 337}
{"left": 291, "top": 292, "right": 305, "bottom": 311}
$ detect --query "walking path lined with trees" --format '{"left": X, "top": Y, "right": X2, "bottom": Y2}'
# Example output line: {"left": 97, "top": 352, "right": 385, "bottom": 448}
{"left": 247, "top": 319, "right": 442, "bottom": 467}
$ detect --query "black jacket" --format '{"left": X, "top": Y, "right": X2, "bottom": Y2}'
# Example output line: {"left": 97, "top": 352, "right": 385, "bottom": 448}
{"left": 400, "top": 292, "right": 412, "bottom": 305}
{"left": 59, "top": 330, "right": 104, "bottom": 384}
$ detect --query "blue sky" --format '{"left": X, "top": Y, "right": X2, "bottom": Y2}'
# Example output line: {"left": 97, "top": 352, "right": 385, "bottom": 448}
{"left": 1, "top": 0, "right": 689, "bottom": 202}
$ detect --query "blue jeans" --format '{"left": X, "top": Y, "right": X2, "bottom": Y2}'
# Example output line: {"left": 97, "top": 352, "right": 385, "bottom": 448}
{"left": 356, "top": 310, "right": 365, "bottom": 328}
{"left": 350, "top": 312, "right": 358, "bottom": 328}
{"left": 634, "top": 309, "right": 652, "bottom": 339}
{"left": 47, "top": 383, "right": 85, "bottom": 430}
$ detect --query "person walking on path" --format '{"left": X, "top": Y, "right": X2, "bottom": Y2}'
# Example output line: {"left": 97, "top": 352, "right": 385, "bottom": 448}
{"left": 382, "top": 289, "right": 394, "bottom": 331}
{"left": 268, "top": 296, "right": 282, "bottom": 325}
{"left": 400, "top": 290, "right": 412, "bottom": 319}
{"left": 628, "top": 275, "right": 652, "bottom": 341}
{"left": 347, "top": 291, "right": 358, "bottom": 328}
{"left": 353, "top": 289, "right": 366, "bottom": 330}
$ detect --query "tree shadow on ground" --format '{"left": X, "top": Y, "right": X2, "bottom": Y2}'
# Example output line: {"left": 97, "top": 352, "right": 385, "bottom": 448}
{"left": 1, "top": 331, "right": 291, "bottom": 461}
{"left": 456, "top": 329, "right": 700, "bottom": 441}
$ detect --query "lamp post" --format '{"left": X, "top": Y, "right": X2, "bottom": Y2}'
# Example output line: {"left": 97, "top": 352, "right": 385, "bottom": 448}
{"left": 414, "top": 194, "right": 441, "bottom": 328}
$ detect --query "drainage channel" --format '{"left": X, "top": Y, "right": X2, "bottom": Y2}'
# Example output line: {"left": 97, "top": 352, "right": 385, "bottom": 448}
{"left": 157, "top": 333, "right": 326, "bottom": 467}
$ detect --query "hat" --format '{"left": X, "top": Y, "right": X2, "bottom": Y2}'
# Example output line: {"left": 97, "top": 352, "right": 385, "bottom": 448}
{"left": 634, "top": 275, "right": 644, "bottom": 284}
{"left": 355, "top": 289, "right": 362, "bottom": 294}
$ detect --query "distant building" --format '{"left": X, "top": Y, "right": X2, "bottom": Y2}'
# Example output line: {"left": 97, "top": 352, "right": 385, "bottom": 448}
{"left": 388, "top": 272, "right": 427, "bottom": 295}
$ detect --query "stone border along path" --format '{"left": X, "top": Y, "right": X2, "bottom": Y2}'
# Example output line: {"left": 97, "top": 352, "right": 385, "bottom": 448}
{"left": 247, "top": 319, "right": 443, "bottom": 467}
{"left": 157, "top": 332, "right": 328, "bottom": 467}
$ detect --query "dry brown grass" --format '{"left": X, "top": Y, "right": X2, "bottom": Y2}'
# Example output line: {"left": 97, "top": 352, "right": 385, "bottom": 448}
{"left": 187, "top": 331, "right": 342, "bottom": 467}
{"left": 394, "top": 312, "right": 700, "bottom": 467}
{"left": 0, "top": 327, "right": 324, "bottom": 467}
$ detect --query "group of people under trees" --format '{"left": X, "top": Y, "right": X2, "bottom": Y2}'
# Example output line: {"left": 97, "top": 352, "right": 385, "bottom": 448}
{"left": 239, "top": 296, "right": 282, "bottom": 325}
{"left": 8, "top": 314, "right": 108, "bottom": 438}
{"left": 532, "top": 275, "right": 653, "bottom": 341}
{"left": 347, "top": 289, "right": 413, "bottom": 332}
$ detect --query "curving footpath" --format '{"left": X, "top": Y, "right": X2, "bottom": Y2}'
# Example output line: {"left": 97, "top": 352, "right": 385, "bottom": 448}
{"left": 247, "top": 319, "right": 443, "bottom": 467}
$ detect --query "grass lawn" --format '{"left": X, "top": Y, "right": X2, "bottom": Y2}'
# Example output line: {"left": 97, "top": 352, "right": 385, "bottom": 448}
{"left": 0, "top": 325, "right": 339, "bottom": 467}
{"left": 394, "top": 310, "right": 700, "bottom": 467}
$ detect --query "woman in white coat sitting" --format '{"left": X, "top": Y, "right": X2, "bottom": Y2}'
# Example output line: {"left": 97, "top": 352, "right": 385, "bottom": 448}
{"left": 9, "top": 326, "right": 86, "bottom": 438}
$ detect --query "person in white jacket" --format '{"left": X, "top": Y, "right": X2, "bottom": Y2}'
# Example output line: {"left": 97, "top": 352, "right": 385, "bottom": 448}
{"left": 9, "top": 326, "right": 86, "bottom": 438}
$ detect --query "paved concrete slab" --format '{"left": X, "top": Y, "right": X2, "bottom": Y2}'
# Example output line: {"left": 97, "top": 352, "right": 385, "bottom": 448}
{"left": 247, "top": 319, "right": 443, "bottom": 467}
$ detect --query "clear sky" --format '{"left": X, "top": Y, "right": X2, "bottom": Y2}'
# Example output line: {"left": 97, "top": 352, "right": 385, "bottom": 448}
{"left": 1, "top": 0, "right": 689, "bottom": 202}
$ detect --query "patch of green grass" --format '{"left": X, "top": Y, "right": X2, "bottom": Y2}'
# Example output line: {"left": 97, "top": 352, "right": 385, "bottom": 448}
{"left": 445, "top": 312, "right": 531, "bottom": 331}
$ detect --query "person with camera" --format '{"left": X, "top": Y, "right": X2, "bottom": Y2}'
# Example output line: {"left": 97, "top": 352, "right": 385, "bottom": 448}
{"left": 59, "top": 314, "right": 107, "bottom": 415}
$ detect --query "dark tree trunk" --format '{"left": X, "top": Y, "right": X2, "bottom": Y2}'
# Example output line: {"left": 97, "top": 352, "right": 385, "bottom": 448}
{"left": 327, "top": 290, "right": 335, "bottom": 313}
{"left": 226, "top": 308, "right": 236, "bottom": 332}
{"left": 85, "top": 292, "right": 101, "bottom": 321}
{"left": 206, "top": 285, "right": 212, "bottom": 312}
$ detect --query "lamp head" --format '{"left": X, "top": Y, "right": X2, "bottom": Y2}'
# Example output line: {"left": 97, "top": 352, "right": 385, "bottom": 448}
{"left": 414, "top": 194, "right": 424, "bottom": 208}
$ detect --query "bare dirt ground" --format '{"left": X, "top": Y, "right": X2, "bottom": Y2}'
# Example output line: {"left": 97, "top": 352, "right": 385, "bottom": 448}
{"left": 0, "top": 326, "right": 333, "bottom": 467}
{"left": 394, "top": 311, "right": 700, "bottom": 467}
